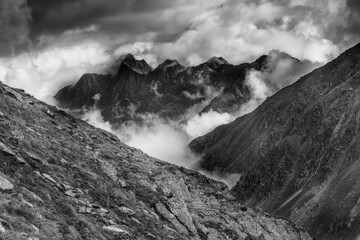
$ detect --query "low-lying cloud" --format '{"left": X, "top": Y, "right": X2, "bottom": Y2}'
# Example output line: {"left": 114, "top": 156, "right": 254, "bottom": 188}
{"left": 78, "top": 53, "right": 318, "bottom": 187}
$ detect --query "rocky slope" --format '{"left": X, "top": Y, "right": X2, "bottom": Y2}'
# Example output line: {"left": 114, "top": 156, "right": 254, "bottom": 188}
{"left": 0, "top": 82, "right": 311, "bottom": 239}
{"left": 54, "top": 52, "right": 303, "bottom": 126}
{"left": 189, "top": 43, "right": 360, "bottom": 239}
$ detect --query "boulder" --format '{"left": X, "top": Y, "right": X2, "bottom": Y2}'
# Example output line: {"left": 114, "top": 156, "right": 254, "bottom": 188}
{"left": 102, "top": 226, "right": 129, "bottom": 235}
{"left": 0, "top": 142, "right": 15, "bottom": 156}
{"left": 0, "top": 175, "right": 14, "bottom": 191}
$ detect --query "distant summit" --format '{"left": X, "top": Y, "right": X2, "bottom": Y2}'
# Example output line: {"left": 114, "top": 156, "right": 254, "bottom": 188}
{"left": 115, "top": 54, "right": 152, "bottom": 75}
{"left": 206, "top": 56, "right": 228, "bottom": 65}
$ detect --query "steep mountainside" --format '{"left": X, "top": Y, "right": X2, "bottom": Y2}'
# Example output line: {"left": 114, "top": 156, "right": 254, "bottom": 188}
{"left": 189, "top": 43, "right": 360, "bottom": 239}
{"left": 55, "top": 53, "right": 300, "bottom": 126}
{"left": 0, "top": 82, "right": 311, "bottom": 239}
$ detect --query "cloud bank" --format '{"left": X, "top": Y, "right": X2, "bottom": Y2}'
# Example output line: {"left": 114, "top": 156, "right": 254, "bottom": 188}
{"left": 0, "top": 0, "right": 358, "bottom": 102}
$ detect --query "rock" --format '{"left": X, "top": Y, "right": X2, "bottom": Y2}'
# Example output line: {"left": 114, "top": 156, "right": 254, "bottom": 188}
{"left": 15, "top": 155, "right": 27, "bottom": 164}
{"left": 0, "top": 218, "right": 13, "bottom": 230}
{"left": 46, "top": 110, "right": 55, "bottom": 118}
{"left": 31, "top": 224, "right": 39, "bottom": 233}
{"left": 20, "top": 187, "right": 44, "bottom": 203}
{"left": 162, "top": 187, "right": 173, "bottom": 198}
{"left": 103, "top": 219, "right": 116, "bottom": 226}
{"left": 118, "top": 206, "right": 135, "bottom": 216}
{"left": 117, "top": 179, "right": 126, "bottom": 188}
{"left": 154, "top": 202, "right": 189, "bottom": 235}
{"left": 131, "top": 217, "right": 141, "bottom": 224}
{"left": 78, "top": 206, "right": 87, "bottom": 213}
{"left": 96, "top": 207, "right": 109, "bottom": 215}
{"left": 0, "top": 141, "right": 15, "bottom": 156}
{"left": 102, "top": 226, "right": 129, "bottom": 235}
{"left": 0, "top": 225, "right": 5, "bottom": 234}
{"left": 0, "top": 175, "right": 14, "bottom": 191}
{"left": 59, "top": 183, "right": 72, "bottom": 191}
{"left": 42, "top": 173, "right": 57, "bottom": 184}
{"left": 64, "top": 188, "right": 83, "bottom": 198}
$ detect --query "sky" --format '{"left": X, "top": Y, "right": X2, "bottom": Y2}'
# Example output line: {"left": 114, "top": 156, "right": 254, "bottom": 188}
{"left": 0, "top": 0, "right": 360, "bottom": 99}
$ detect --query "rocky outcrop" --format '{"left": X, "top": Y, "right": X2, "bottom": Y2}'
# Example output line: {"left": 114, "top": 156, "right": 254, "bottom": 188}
{"left": 0, "top": 80, "right": 311, "bottom": 239}
{"left": 55, "top": 53, "right": 303, "bottom": 126}
{"left": 190, "top": 43, "right": 360, "bottom": 239}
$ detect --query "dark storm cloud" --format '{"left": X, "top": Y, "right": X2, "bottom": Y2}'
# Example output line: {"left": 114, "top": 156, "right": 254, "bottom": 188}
{"left": 0, "top": 0, "right": 31, "bottom": 55}
{"left": 346, "top": 0, "right": 360, "bottom": 36}
{"left": 27, "top": 0, "right": 192, "bottom": 41}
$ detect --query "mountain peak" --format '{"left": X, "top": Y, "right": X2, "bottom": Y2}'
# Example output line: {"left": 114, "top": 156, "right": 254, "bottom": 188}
{"left": 118, "top": 53, "right": 136, "bottom": 62}
{"left": 156, "top": 59, "right": 185, "bottom": 71}
{"left": 115, "top": 54, "right": 152, "bottom": 75}
{"left": 207, "top": 56, "right": 228, "bottom": 65}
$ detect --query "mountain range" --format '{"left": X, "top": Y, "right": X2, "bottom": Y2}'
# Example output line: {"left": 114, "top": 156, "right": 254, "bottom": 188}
{"left": 190, "top": 42, "right": 360, "bottom": 239}
{"left": 54, "top": 51, "right": 306, "bottom": 126}
{"left": 30, "top": 41, "right": 360, "bottom": 239}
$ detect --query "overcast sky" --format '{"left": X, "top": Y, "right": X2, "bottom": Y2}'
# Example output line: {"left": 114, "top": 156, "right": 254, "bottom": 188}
{"left": 0, "top": 0, "right": 360, "bottom": 99}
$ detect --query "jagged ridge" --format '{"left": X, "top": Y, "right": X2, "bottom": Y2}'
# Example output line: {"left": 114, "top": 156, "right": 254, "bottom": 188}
{"left": 54, "top": 53, "right": 303, "bottom": 126}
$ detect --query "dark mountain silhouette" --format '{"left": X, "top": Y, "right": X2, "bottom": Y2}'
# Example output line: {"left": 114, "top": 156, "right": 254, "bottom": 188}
{"left": 189, "top": 42, "right": 360, "bottom": 239}
{"left": 0, "top": 81, "right": 311, "bottom": 239}
{"left": 54, "top": 52, "right": 303, "bottom": 126}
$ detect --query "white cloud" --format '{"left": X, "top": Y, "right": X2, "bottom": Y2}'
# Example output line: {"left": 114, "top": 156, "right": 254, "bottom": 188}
{"left": 183, "top": 110, "right": 234, "bottom": 139}
{"left": 0, "top": 41, "right": 111, "bottom": 102}
{"left": 82, "top": 108, "right": 113, "bottom": 133}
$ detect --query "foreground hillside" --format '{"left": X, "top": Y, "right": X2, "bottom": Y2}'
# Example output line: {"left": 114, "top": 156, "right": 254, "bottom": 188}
{"left": 190, "top": 43, "right": 360, "bottom": 239}
{"left": 0, "top": 82, "right": 310, "bottom": 239}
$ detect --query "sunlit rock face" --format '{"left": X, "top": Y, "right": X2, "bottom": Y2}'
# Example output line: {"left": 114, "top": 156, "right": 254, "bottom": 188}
{"left": 190, "top": 42, "right": 360, "bottom": 239}
{"left": 0, "top": 81, "right": 311, "bottom": 239}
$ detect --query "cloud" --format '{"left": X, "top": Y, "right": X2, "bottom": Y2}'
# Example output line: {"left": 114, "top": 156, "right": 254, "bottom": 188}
{"left": 27, "top": 0, "right": 225, "bottom": 42}
{"left": 0, "top": 0, "right": 32, "bottom": 55}
{"left": 262, "top": 50, "right": 322, "bottom": 89}
{"left": 0, "top": 40, "right": 112, "bottom": 101}
{"left": 82, "top": 108, "right": 113, "bottom": 133}
{"left": 236, "top": 50, "right": 320, "bottom": 116}
{"left": 1, "top": 0, "right": 357, "bottom": 102}
{"left": 20, "top": 0, "right": 358, "bottom": 68}
{"left": 148, "top": 0, "right": 347, "bottom": 65}
{"left": 183, "top": 110, "right": 234, "bottom": 139}
{"left": 117, "top": 115, "right": 199, "bottom": 168}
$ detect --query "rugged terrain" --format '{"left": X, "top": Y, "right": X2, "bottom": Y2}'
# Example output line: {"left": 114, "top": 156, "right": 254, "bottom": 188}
{"left": 0, "top": 82, "right": 311, "bottom": 239}
{"left": 190, "top": 43, "right": 360, "bottom": 239}
{"left": 54, "top": 52, "right": 303, "bottom": 126}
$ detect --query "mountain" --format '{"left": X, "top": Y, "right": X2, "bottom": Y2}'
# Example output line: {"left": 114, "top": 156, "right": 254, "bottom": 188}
{"left": 189, "top": 43, "right": 360, "bottom": 239}
{"left": 0, "top": 82, "right": 311, "bottom": 239}
{"left": 54, "top": 52, "right": 302, "bottom": 126}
